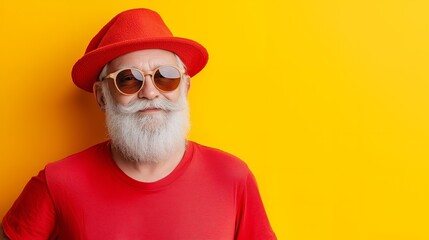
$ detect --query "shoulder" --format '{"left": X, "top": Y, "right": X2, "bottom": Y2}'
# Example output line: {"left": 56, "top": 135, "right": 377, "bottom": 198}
{"left": 45, "top": 141, "right": 110, "bottom": 179}
{"left": 190, "top": 141, "right": 251, "bottom": 179}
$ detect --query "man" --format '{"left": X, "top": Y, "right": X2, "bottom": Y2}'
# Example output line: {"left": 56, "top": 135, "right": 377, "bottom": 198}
{"left": 1, "top": 8, "right": 276, "bottom": 239}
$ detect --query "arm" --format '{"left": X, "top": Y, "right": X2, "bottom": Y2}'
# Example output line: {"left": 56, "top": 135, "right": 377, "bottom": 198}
{"left": 235, "top": 172, "right": 277, "bottom": 240}
{"left": 2, "top": 170, "right": 57, "bottom": 239}
{"left": 0, "top": 225, "right": 10, "bottom": 240}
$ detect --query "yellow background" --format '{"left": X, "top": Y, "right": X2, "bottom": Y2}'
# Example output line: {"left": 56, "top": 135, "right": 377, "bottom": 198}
{"left": 1, "top": 0, "right": 429, "bottom": 239}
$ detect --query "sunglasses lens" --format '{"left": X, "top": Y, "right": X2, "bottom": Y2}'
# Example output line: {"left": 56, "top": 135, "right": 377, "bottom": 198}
{"left": 154, "top": 66, "right": 181, "bottom": 91}
{"left": 115, "top": 69, "right": 144, "bottom": 94}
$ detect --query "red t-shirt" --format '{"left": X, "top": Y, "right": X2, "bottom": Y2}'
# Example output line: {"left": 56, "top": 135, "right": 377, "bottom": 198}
{"left": 2, "top": 141, "right": 276, "bottom": 239}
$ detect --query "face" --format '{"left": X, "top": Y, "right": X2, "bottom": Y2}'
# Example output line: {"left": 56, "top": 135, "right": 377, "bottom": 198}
{"left": 93, "top": 49, "right": 191, "bottom": 163}
{"left": 96, "top": 49, "right": 188, "bottom": 107}
{"left": 94, "top": 50, "right": 189, "bottom": 163}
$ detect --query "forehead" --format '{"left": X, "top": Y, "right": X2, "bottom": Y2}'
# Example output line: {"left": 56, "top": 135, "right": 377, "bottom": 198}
{"left": 108, "top": 49, "right": 177, "bottom": 70}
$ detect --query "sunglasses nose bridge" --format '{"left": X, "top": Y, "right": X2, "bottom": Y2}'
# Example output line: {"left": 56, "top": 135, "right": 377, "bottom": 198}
{"left": 136, "top": 71, "right": 160, "bottom": 98}
{"left": 141, "top": 69, "right": 155, "bottom": 78}
{"left": 142, "top": 72, "right": 156, "bottom": 86}
{"left": 143, "top": 73, "right": 153, "bottom": 79}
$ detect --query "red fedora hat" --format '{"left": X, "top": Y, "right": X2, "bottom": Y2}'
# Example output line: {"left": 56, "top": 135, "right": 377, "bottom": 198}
{"left": 71, "top": 8, "right": 209, "bottom": 92}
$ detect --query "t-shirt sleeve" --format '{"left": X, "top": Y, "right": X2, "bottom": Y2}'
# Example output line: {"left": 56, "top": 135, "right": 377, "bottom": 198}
{"left": 2, "top": 169, "right": 57, "bottom": 239}
{"left": 235, "top": 172, "right": 277, "bottom": 240}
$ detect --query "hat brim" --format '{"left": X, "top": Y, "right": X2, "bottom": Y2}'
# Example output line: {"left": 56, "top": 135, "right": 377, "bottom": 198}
{"left": 71, "top": 37, "right": 208, "bottom": 92}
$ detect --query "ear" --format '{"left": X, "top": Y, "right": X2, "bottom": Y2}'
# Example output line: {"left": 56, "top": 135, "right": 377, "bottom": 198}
{"left": 186, "top": 76, "right": 191, "bottom": 93}
{"left": 93, "top": 82, "right": 106, "bottom": 111}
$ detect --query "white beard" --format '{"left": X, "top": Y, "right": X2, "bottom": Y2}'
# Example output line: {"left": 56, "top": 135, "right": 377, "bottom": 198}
{"left": 101, "top": 82, "right": 190, "bottom": 164}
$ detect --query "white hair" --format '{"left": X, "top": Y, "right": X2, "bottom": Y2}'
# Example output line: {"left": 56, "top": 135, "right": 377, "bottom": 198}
{"left": 101, "top": 75, "right": 190, "bottom": 163}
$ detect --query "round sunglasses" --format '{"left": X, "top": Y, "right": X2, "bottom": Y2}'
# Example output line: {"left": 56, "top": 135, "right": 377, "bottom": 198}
{"left": 102, "top": 66, "right": 184, "bottom": 95}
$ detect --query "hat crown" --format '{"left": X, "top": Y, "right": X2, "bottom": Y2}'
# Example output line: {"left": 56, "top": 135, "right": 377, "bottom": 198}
{"left": 72, "top": 8, "right": 208, "bottom": 92}
{"left": 86, "top": 9, "right": 173, "bottom": 54}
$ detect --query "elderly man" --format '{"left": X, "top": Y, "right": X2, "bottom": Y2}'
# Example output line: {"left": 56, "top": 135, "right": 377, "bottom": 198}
{"left": 1, "top": 8, "right": 276, "bottom": 239}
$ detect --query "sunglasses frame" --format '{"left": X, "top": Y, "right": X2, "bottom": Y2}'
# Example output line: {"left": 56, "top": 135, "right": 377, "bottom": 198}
{"left": 102, "top": 65, "right": 185, "bottom": 95}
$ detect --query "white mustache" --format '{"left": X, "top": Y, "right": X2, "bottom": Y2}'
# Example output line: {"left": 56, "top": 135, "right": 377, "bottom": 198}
{"left": 113, "top": 98, "right": 183, "bottom": 114}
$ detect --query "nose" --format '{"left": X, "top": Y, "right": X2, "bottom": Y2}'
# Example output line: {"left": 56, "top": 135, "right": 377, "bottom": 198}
{"left": 137, "top": 75, "right": 160, "bottom": 99}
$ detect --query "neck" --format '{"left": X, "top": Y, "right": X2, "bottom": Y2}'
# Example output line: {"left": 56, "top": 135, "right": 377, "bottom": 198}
{"left": 111, "top": 142, "right": 187, "bottom": 182}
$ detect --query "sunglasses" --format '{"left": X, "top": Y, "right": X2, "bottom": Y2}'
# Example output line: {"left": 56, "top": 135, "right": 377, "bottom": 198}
{"left": 103, "top": 66, "right": 184, "bottom": 95}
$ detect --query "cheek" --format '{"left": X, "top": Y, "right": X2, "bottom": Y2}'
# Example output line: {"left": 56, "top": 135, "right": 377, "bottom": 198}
{"left": 162, "top": 89, "right": 183, "bottom": 103}
{"left": 115, "top": 96, "right": 135, "bottom": 105}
